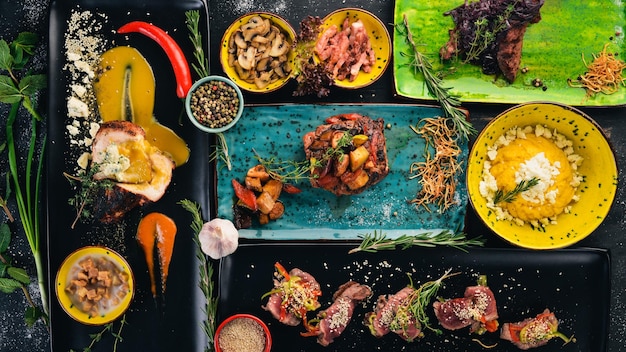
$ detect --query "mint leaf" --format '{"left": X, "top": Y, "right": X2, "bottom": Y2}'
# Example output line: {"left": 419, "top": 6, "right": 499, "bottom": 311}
{"left": 0, "top": 75, "right": 21, "bottom": 103}
{"left": 8, "top": 267, "right": 30, "bottom": 285}
{"left": 0, "top": 39, "right": 12, "bottom": 71}
{"left": 24, "top": 306, "right": 45, "bottom": 327}
{"left": 0, "top": 277, "right": 22, "bottom": 293}
{"left": 19, "top": 73, "right": 46, "bottom": 95}
{"left": 0, "top": 222, "right": 10, "bottom": 252}
{"left": 13, "top": 32, "right": 38, "bottom": 54}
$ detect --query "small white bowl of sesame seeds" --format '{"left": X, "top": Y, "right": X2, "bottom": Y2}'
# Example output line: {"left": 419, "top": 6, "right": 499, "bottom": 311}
{"left": 214, "top": 314, "right": 271, "bottom": 352}
{"left": 185, "top": 75, "right": 244, "bottom": 133}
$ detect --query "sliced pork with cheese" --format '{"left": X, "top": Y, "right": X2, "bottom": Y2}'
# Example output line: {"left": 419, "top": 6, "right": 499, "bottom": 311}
{"left": 90, "top": 120, "right": 174, "bottom": 223}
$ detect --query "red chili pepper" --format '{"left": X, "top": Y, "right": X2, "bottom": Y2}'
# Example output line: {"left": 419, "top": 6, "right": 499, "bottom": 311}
{"left": 274, "top": 262, "right": 291, "bottom": 281}
{"left": 231, "top": 179, "right": 258, "bottom": 212}
{"left": 481, "top": 316, "right": 499, "bottom": 333}
{"left": 117, "top": 21, "right": 193, "bottom": 98}
{"left": 282, "top": 183, "right": 302, "bottom": 194}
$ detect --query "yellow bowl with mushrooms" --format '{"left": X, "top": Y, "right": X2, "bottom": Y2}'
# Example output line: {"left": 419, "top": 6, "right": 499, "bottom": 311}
{"left": 220, "top": 12, "right": 296, "bottom": 93}
{"left": 467, "top": 102, "right": 618, "bottom": 249}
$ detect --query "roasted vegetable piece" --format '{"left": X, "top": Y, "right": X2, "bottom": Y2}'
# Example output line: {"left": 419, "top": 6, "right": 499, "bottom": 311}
{"left": 349, "top": 145, "right": 370, "bottom": 171}
{"left": 232, "top": 178, "right": 258, "bottom": 211}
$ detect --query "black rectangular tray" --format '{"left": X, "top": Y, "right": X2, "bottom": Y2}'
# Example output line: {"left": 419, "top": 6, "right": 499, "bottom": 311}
{"left": 218, "top": 243, "right": 610, "bottom": 351}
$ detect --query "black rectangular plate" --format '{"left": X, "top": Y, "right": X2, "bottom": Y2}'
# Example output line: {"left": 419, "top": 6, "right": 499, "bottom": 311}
{"left": 46, "top": 0, "right": 211, "bottom": 351}
{"left": 218, "top": 244, "right": 610, "bottom": 351}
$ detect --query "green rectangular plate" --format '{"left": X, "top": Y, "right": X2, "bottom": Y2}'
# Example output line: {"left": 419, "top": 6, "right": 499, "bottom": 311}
{"left": 393, "top": 0, "right": 626, "bottom": 106}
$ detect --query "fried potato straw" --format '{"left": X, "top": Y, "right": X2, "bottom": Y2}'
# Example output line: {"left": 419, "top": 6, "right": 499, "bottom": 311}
{"left": 409, "top": 117, "right": 463, "bottom": 212}
{"left": 568, "top": 43, "right": 626, "bottom": 97}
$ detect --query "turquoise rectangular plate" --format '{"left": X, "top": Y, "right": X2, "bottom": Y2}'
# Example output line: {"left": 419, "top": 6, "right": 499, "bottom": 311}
{"left": 216, "top": 104, "right": 468, "bottom": 239}
{"left": 394, "top": 0, "right": 626, "bottom": 106}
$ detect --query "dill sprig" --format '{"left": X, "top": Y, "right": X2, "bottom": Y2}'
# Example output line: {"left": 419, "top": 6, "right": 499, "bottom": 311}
{"left": 394, "top": 269, "right": 460, "bottom": 336}
{"left": 349, "top": 230, "right": 485, "bottom": 254}
{"left": 492, "top": 177, "right": 540, "bottom": 204}
{"left": 179, "top": 199, "right": 217, "bottom": 352}
{"left": 396, "top": 14, "right": 476, "bottom": 141}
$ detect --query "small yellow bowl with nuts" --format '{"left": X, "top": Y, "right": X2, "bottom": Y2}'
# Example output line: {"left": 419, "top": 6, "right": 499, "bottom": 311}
{"left": 220, "top": 12, "right": 296, "bottom": 93}
{"left": 55, "top": 246, "right": 134, "bottom": 325}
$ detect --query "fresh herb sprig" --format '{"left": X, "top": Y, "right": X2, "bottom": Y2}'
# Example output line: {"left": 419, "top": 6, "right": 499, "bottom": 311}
{"left": 185, "top": 10, "right": 210, "bottom": 78}
{"left": 492, "top": 177, "right": 540, "bottom": 204}
{"left": 185, "top": 10, "right": 232, "bottom": 171}
{"left": 0, "top": 222, "right": 47, "bottom": 326}
{"left": 0, "top": 31, "right": 48, "bottom": 322}
{"left": 393, "top": 269, "right": 459, "bottom": 336}
{"left": 396, "top": 14, "right": 476, "bottom": 140}
{"left": 180, "top": 199, "right": 217, "bottom": 352}
{"left": 64, "top": 165, "right": 114, "bottom": 229}
{"left": 253, "top": 132, "right": 352, "bottom": 183}
{"left": 349, "top": 230, "right": 484, "bottom": 254}
{"left": 70, "top": 314, "right": 127, "bottom": 352}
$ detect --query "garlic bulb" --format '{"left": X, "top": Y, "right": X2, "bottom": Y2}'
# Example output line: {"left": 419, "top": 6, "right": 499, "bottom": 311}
{"left": 198, "top": 218, "right": 239, "bottom": 259}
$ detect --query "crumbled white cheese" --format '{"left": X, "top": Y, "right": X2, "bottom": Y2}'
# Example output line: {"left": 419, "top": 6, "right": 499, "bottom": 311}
{"left": 515, "top": 152, "right": 560, "bottom": 204}
{"left": 95, "top": 144, "right": 131, "bottom": 178}
{"left": 67, "top": 96, "right": 89, "bottom": 118}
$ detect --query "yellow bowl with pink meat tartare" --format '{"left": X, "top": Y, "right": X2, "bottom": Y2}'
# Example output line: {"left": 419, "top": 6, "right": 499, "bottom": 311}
{"left": 316, "top": 8, "right": 391, "bottom": 89}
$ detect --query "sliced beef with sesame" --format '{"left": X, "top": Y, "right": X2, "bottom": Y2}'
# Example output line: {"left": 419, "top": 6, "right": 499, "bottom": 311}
{"left": 433, "top": 282, "right": 499, "bottom": 334}
{"left": 313, "top": 281, "right": 372, "bottom": 346}
{"left": 500, "top": 309, "right": 574, "bottom": 350}
{"left": 364, "top": 286, "right": 424, "bottom": 342}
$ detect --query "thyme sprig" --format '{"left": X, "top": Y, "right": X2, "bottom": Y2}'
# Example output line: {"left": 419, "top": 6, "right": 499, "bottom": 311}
{"left": 393, "top": 269, "right": 460, "bottom": 336}
{"left": 180, "top": 199, "right": 217, "bottom": 352}
{"left": 70, "top": 314, "right": 127, "bottom": 352}
{"left": 186, "top": 10, "right": 232, "bottom": 171}
{"left": 253, "top": 132, "right": 352, "bottom": 183}
{"left": 396, "top": 14, "right": 476, "bottom": 140}
{"left": 64, "top": 165, "right": 114, "bottom": 229}
{"left": 492, "top": 177, "right": 540, "bottom": 204}
{"left": 349, "top": 230, "right": 485, "bottom": 254}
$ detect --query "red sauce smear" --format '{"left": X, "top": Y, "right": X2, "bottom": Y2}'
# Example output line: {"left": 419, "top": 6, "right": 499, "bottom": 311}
{"left": 136, "top": 212, "right": 177, "bottom": 297}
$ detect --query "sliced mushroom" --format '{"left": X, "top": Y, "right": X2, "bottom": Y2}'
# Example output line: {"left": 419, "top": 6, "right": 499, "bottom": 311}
{"left": 242, "top": 16, "right": 270, "bottom": 42}
{"left": 269, "top": 33, "right": 290, "bottom": 57}
{"left": 256, "top": 57, "right": 271, "bottom": 72}
{"left": 238, "top": 46, "right": 257, "bottom": 70}
{"left": 232, "top": 30, "right": 247, "bottom": 50}
{"left": 254, "top": 71, "right": 273, "bottom": 89}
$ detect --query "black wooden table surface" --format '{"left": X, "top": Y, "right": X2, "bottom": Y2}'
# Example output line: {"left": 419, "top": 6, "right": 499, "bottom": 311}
{"left": 0, "top": 0, "right": 624, "bottom": 351}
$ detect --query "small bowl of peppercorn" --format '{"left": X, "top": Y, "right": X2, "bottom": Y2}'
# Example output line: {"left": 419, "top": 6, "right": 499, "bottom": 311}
{"left": 185, "top": 75, "right": 244, "bottom": 133}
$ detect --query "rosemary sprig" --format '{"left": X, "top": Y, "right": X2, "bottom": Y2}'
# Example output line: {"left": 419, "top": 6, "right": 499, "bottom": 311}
{"left": 393, "top": 269, "right": 459, "bottom": 336}
{"left": 185, "top": 10, "right": 209, "bottom": 78}
{"left": 185, "top": 10, "right": 232, "bottom": 171}
{"left": 180, "top": 199, "right": 217, "bottom": 352}
{"left": 396, "top": 14, "right": 476, "bottom": 140}
{"left": 492, "top": 177, "right": 540, "bottom": 204}
{"left": 349, "top": 230, "right": 485, "bottom": 254}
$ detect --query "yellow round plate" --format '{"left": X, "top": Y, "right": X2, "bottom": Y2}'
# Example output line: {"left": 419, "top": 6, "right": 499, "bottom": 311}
{"left": 467, "top": 102, "right": 618, "bottom": 249}
{"left": 318, "top": 8, "right": 391, "bottom": 89}
{"left": 55, "top": 246, "right": 134, "bottom": 325}
{"left": 220, "top": 12, "right": 296, "bottom": 93}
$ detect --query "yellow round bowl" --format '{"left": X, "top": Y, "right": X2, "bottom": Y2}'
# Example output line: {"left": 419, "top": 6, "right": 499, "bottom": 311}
{"left": 318, "top": 8, "right": 391, "bottom": 89}
{"left": 467, "top": 102, "right": 618, "bottom": 249}
{"left": 55, "top": 246, "right": 134, "bottom": 325}
{"left": 220, "top": 12, "right": 296, "bottom": 93}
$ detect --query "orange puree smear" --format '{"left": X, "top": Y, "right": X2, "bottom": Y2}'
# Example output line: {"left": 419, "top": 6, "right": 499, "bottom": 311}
{"left": 94, "top": 46, "right": 190, "bottom": 166}
{"left": 136, "top": 212, "right": 177, "bottom": 297}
